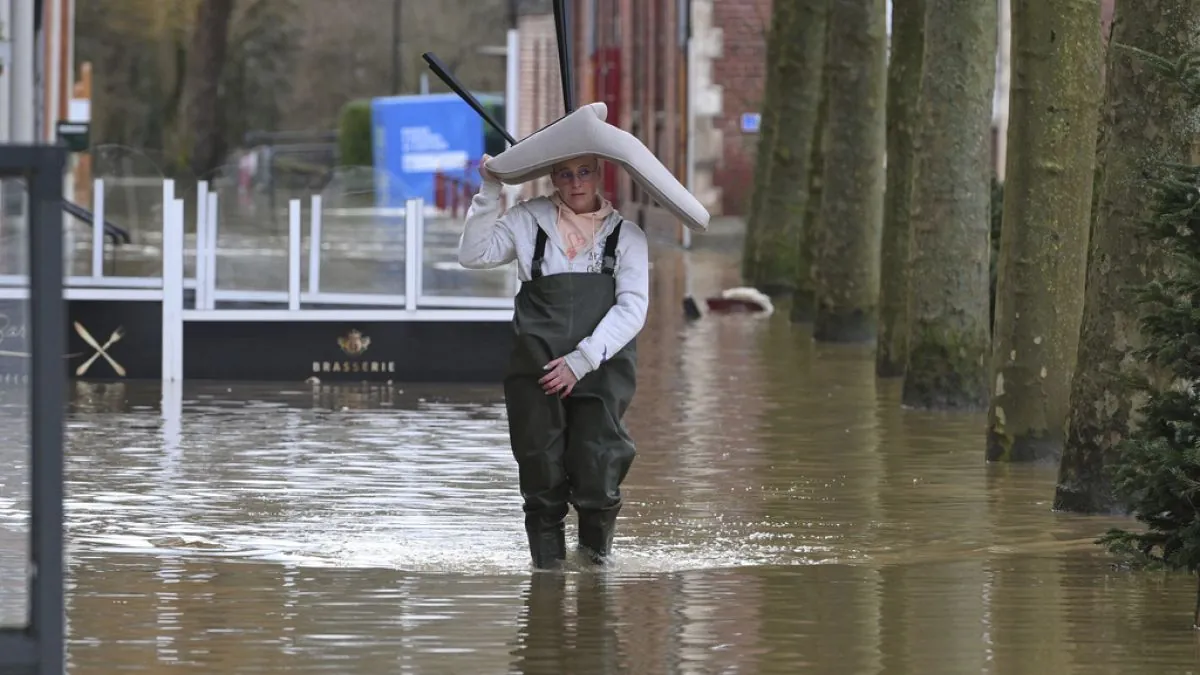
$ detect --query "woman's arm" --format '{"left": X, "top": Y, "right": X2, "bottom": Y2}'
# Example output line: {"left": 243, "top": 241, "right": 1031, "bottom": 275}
{"left": 458, "top": 180, "right": 519, "bottom": 270}
{"left": 563, "top": 221, "right": 650, "bottom": 380}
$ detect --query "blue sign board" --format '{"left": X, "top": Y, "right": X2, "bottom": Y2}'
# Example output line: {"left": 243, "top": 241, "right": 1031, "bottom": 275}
{"left": 741, "top": 112, "right": 761, "bottom": 134}
{"left": 370, "top": 93, "right": 488, "bottom": 208}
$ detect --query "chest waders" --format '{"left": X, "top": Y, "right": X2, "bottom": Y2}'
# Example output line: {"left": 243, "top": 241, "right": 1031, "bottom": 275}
{"left": 503, "top": 221, "right": 638, "bottom": 569}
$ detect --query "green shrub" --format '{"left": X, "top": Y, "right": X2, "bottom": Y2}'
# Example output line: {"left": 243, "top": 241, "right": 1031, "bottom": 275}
{"left": 338, "top": 99, "right": 374, "bottom": 167}
{"left": 481, "top": 99, "right": 508, "bottom": 157}
{"left": 1097, "top": 42, "right": 1200, "bottom": 627}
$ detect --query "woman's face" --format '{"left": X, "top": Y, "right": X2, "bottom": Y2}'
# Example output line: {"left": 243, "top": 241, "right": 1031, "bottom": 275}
{"left": 551, "top": 156, "right": 601, "bottom": 213}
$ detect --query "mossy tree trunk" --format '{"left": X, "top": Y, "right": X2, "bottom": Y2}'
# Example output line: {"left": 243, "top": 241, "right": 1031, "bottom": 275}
{"left": 875, "top": 0, "right": 926, "bottom": 376}
{"left": 792, "top": 26, "right": 833, "bottom": 325}
{"left": 183, "top": 0, "right": 236, "bottom": 178}
{"left": 1053, "top": 0, "right": 1200, "bottom": 512}
{"left": 742, "top": 0, "right": 828, "bottom": 302}
{"left": 901, "top": 0, "right": 997, "bottom": 410}
{"left": 985, "top": 0, "right": 1104, "bottom": 462}
{"left": 740, "top": 4, "right": 786, "bottom": 284}
{"left": 811, "top": 0, "right": 888, "bottom": 342}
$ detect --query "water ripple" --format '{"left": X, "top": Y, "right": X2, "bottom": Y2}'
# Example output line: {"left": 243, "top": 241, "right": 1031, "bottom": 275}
{"left": 0, "top": 242, "right": 1195, "bottom": 673}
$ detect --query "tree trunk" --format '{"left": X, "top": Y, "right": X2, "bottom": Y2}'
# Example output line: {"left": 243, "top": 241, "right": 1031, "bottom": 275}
{"left": 741, "top": 4, "right": 787, "bottom": 287}
{"left": 811, "top": 0, "right": 888, "bottom": 342}
{"left": 986, "top": 0, "right": 1103, "bottom": 462}
{"left": 792, "top": 59, "right": 829, "bottom": 325}
{"left": 900, "top": 0, "right": 997, "bottom": 410}
{"left": 742, "top": 0, "right": 827, "bottom": 302}
{"left": 1053, "top": 0, "right": 1200, "bottom": 512}
{"left": 875, "top": 0, "right": 926, "bottom": 376}
{"left": 183, "top": 0, "right": 236, "bottom": 178}
{"left": 758, "top": 0, "right": 828, "bottom": 302}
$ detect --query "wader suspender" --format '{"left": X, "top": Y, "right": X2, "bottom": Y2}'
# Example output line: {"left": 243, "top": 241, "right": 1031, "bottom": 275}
{"left": 531, "top": 222, "right": 624, "bottom": 279}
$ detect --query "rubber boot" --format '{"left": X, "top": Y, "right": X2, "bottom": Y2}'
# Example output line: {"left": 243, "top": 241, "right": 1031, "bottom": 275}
{"left": 526, "top": 516, "right": 566, "bottom": 570}
{"left": 577, "top": 510, "right": 617, "bottom": 566}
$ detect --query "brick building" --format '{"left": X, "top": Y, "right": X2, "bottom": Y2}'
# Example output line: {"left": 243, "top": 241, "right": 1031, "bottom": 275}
{"left": 514, "top": 0, "right": 770, "bottom": 224}
{"left": 514, "top": 0, "right": 767, "bottom": 242}
{"left": 706, "top": 0, "right": 771, "bottom": 217}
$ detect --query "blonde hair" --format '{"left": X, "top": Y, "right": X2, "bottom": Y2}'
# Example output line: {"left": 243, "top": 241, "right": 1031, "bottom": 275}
{"left": 551, "top": 155, "right": 600, "bottom": 174}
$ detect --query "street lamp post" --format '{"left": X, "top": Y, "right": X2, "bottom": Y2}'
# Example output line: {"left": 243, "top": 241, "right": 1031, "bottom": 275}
{"left": 391, "top": 0, "right": 402, "bottom": 94}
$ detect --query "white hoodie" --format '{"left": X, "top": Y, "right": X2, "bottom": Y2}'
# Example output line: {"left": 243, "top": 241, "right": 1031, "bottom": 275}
{"left": 458, "top": 180, "right": 650, "bottom": 381}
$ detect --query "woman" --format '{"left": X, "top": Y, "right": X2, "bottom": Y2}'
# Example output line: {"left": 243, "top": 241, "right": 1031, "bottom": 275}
{"left": 458, "top": 153, "right": 649, "bottom": 570}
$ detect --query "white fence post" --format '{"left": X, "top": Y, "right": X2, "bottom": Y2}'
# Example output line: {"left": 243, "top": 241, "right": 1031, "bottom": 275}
{"left": 91, "top": 178, "right": 105, "bottom": 278}
{"left": 161, "top": 183, "right": 184, "bottom": 383}
{"left": 205, "top": 191, "right": 219, "bottom": 310}
{"left": 288, "top": 199, "right": 302, "bottom": 311}
{"left": 195, "top": 181, "right": 209, "bottom": 310}
{"left": 308, "top": 194, "right": 322, "bottom": 295}
{"left": 414, "top": 197, "right": 425, "bottom": 301}
{"left": 404, "top": 198, "right": 420, "bottom": 311}
{"left": 161, "top": 377, "right": 183, "bottom": 464}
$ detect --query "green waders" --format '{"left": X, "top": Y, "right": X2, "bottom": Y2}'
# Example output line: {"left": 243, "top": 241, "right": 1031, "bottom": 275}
{"left": 503, "top": 222, "right": 638, "bottom": 569}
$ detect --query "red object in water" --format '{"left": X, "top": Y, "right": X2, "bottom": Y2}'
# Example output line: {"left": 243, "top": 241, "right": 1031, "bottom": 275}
{"left": 433, "top": 172, "right": 447, "bottom": 211}
{"left": 704, "top": 297, "right": 769, "bottom": 314}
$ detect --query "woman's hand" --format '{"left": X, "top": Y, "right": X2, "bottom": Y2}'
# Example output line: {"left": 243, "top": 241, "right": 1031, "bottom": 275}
{"left": 540, "top": 357, "right": 578, "bottom": 398}
{"left": 479, "top": 154, "right": 497, "bottom": 184}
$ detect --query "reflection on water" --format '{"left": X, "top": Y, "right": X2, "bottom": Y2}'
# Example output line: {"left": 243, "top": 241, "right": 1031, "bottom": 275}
{"left": 3, "top": 221, "right": 1200, "bottom": 673}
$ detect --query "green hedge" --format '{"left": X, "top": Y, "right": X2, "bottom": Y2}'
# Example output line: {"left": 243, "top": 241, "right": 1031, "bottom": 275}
{"left": 338, "top": 99, "right": 374, "bottom": 167}
{"left": 481, "top": 99, "right": 507, "bottom": 157}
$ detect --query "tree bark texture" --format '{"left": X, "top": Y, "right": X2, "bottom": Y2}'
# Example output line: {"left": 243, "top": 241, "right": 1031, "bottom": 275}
{"left": 875, "top": 0, "right": 926, "bottom": 376}
{"left": 986, "top": 0, "right": 1103, "bottom": 463}
{"left": 184, "top": 0, "right": 236, "bottom": 178}
{"left": 900, "top": 0, "right": 997, "bottom": 410}
{"left": 742, "top": 2, "right": 787, "bottom": 289}
{"left": 792, "top": 56, "right": 830, "bottom": 325}
{"left": 1053, "top": 0, "right": 1200, "bottom": 512}
{"left": 742, "top": 0, "right": 828, "bottom": 301}
{"left": 812, "top": 0, "right": 888, "bottom": 343}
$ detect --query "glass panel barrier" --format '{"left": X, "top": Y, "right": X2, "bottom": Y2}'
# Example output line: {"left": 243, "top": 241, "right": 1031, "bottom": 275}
{"left": 0, "top": 173, "right": 30, "bottom": 630}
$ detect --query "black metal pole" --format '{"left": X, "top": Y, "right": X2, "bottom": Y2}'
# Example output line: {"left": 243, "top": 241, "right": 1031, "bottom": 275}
{"left": 30, "top": 146, "right": 67, "bottom": 675}
{"left": 392, "top": 0, "right": 402, "bottom": 94}
{"left": 552, "top": 0, "right": 575, "bottom": 113}
{"left": 0, "top": 143, "right": 67, "bottom": 675}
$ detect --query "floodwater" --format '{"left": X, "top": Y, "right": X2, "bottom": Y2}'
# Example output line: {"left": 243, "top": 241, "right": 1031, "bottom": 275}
{"left": 2, "top": 216, "right": 1200, "bottom": 674}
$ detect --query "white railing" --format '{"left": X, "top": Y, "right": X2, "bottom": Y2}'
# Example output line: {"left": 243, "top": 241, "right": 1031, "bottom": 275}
{"left": 161, "top": 181, "right": 184, "bottom": 383}
{"left": 0, "top": 177, "right": 519, "bottom": 382}
{"left": 157, "top": 179, "right": 513, "bottom": 382}
{"left": 4, "top": 177, "right": 517, "bottom": 310}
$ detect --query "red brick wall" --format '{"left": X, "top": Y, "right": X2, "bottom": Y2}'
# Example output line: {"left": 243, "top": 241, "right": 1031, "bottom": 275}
{"left": 710, "top": 0, "right": 772, "bottom": 216}
{"left": 527, "top": 0, "right": 747, "bottom": 221}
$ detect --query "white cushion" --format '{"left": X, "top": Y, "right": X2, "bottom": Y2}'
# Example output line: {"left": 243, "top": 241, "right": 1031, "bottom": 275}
{"left": 484, "top": 102, "right": 710, "bottom": 233}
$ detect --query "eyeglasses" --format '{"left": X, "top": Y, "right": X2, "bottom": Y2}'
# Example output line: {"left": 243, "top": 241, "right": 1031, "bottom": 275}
{"left": 553, "top": 166, "right": 597, "bottom": 184}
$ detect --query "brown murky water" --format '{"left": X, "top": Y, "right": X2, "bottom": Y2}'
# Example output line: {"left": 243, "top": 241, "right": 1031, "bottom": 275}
{"left": 2, "top": 216, "right": 1200, "bottom": 673}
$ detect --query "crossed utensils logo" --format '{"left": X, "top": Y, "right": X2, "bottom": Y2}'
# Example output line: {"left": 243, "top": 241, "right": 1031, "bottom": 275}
{"left": 0, "top": 321, "right": 126, "bottom": 376}
{"left": 74, "top": 321, "right": 126, "bottom": 377}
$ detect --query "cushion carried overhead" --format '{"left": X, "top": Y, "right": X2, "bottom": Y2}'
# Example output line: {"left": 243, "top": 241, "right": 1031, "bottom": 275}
{"left": 484, "top": 102, "right": 710, "bottom": 233}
